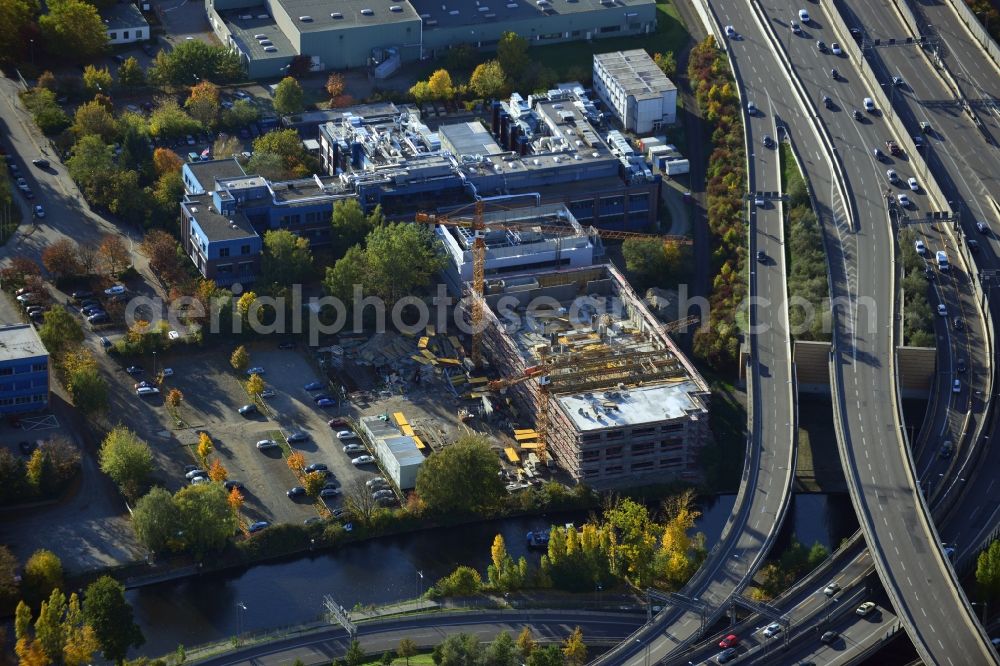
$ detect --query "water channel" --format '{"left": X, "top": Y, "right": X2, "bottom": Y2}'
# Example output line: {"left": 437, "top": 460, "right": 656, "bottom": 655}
{"left": 129, "top": 493, "right": 855, "bottom": 655}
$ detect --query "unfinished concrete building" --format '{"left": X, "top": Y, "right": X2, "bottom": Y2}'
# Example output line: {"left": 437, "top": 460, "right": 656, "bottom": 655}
{"left": 480, "top": 264, "right": 710, "bottom": 486}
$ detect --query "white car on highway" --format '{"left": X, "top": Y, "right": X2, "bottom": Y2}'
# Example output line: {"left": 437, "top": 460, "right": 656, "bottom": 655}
{"left": 886, "top": 169, "right": 898, "bottom": 184}
{"left": 897, "top": 193, "right": 911, "bottom": 207}
{"left": 908, "top": 177, "right": 919, "bottom": 191}
{"left": 937, "top": 304, "right": 948, "bottom": 317}
{"left": 914, "top": 239, "right": 926, "bottom": 255}
{"left": 762, "top": 622, "right": 782, "bottom": 638}
{"left": 725, "top": 25, "right": 736, "bottom": 38}
{"left": 798, "top": 9, "right": 810, "bottom": 23}
{"left": 831, "top": 42, "right": 842, "bottom": 55}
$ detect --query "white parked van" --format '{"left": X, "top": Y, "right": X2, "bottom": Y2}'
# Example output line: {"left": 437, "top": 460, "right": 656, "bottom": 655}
{"left": 936, "top": 250, "right": 950, "bottom": 271}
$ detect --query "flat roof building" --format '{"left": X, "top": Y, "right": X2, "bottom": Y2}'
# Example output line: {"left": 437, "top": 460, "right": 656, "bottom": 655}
{"left": 205, "top": 0, "right": 655, "bottom": 78}
{"left": 360, "top": 416, "right": 425, "bottom": 489}
{"left": 0, "top": 324, "right": 50, "bottom": 415}
{"left": 593, "top": 49, "right": 677, "bottom": 134}
{"left": 479, "top": 263, "right": 709, "bottom": 487}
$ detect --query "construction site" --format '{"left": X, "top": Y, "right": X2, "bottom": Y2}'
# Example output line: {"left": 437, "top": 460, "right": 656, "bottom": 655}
{"left": 312, "top": 201, "right": 709, "bottom": 489}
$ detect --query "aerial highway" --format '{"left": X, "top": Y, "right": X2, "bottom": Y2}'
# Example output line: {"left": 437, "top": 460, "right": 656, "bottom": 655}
{"left": 590, "top": 4, "right": 802, "bottom": 664}
{"left": 746, "top": 0, "right": 995, "bottom": 662}
{"left": 834, "top": 0, "right": 1000, "bottom": 551}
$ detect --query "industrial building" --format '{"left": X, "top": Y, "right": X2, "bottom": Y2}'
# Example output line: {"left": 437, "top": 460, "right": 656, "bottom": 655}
{"left": 205, "top": 0, "right": 656, "bottom": 79}
{"left": 179, "top": 87, "right": 661, "bottom": 284}
{"left": 479, "top": 264, "right": 709, "bottom": 486}
{"left": 436, "top": 203, "right": 602, "bottom": 295}
{"left": 0, "top": 324, "right": 50, "bottom": 415}
{"left": 359, "top": 415, "right": 425, "bottom": 489}
{"left": 592, "top": 49, "right": 677, "bottom": 134}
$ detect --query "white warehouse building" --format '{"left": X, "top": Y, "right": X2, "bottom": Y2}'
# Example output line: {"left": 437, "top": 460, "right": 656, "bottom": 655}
{"left": 360, "top": 416, "right": 424, "bottom": 490}
{"left": 593, "top": 50, "right": 677, "bottom": 134}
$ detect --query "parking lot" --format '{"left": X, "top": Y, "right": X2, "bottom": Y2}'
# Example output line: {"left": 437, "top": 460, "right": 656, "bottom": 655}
{"left": 108, "top": 341, "right": 383, "bottom": 527}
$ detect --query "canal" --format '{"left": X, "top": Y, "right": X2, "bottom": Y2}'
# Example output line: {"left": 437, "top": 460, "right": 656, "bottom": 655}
{"left": 129, "top": 493, "right": 855, "bottom": 655}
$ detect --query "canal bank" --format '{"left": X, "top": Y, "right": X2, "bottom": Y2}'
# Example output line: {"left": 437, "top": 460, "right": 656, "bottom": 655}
{"left": 128, "top": 492, "right": 855, "bottom": 657}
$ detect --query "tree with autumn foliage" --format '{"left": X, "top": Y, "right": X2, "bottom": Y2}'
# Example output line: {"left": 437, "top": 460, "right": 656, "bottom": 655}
{"left": 286, "top": 451, "right": 306, "bottom": 475}
{"left": 303, "top": 470, "right": 326, "bottom": 497}
{"left": 246, "top": 373, "right": 265, "bottom": 398}
{"left": 0, "top": 257, "right": 42, "bottom": 290}
{"left": 185, "top": 80, "right": 220, "bottom": 129}
{"left": 196, "top": 432, "right": 213, "bottom": 466}
{"left": 237, "top": 291, "right": 257, "bottom": 321}
{"left": 97, "top": 235, "right": 130, "bottom": 276}
{"left": 227, "top": 486, "right": 244, "bottom": 516}
{"left": 140, "top": 230, "right": 185, "bottom": 285}
{"left": 230, "top": 345, "right": 249, "bottom": 373}
{"left": 325, "top": 72, "right": 345, "bottom": 100}
{"left": 152, "top": 147, "right": 184, "bottom": 177}
{"left": 42, "top": 238, "right": 83, "bottom": 281}
{"left": 562, "top": 627, "right": 587, "bottom": 666}
{"left": 208, "top": 459, "right": 228, "bottom": 482}
{"left": 165, "top": 388, "right": 183, "bottom": 414}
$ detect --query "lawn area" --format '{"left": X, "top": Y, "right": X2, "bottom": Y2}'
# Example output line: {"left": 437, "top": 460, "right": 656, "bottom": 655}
{"left": 779, "top": 143, "right": 803, "bottom": 195}
{"left": 532, "top": 0, "right": 690, "bottom": 79}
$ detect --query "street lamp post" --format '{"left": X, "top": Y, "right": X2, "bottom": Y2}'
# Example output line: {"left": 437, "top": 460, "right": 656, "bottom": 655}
{"left": 235, "top": 602, "right": 247, "bottom": 646}
{"left": 29, "top": 39, "right": 34, "bottom": 66}
{"left": 415, "top": 569, "right": 423, "bottom": 599}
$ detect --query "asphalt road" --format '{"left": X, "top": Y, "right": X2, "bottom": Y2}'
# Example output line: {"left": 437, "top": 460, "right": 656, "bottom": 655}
{"left": 194, "top": 610, "right": 645, "bottom": 666}
{"left": 589, "top": 7, "right": 799, "bottom": 664}
{"left": 742, "top": 0, "right": 994, "bottom": 662}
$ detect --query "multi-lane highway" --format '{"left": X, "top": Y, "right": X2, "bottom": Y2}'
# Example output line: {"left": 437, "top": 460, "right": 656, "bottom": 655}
{"left": 728, "top": 0, "right": 995, "bottom": 662}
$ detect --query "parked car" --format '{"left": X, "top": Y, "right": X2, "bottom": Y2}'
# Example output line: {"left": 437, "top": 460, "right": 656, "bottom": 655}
{"left": 304, "top": 381, "right": 324, "bottom": 391}
{"left": 134, "top": 380, "right": 154, "bottom": 390}
{"left": 366, "top": 477, "right": 389, "bottom": 489}
{"left": 336, "top": 430, "right": 357, "bottom": 440}
{"left": 190, "top": 475, "right": 209, "bottom": 485}
{"left": 104, "top": 284, "right": 126, "bottom": 296}
{"left": 246, "top": 366, "right": 265, "bottom": 376}
{"left": 312, "top": 393, "right": 332, "bottom": 403}
{"left": 343, "top": 443, "right": 366, "bottom": 454}
{"left": 286, "top": 486, "right": 306, "bottom": 498}
{"left": 71, "top": 290, "right": 93, "bottom": 300}
{"left": 185, "top": 468, "right": 207, "bottom": 480}
{"left": 320, "top": 487, "right": 341, "bottom": 498}
{"left": 81, "top": 305, "right": 104, "bottom": 316}
{"left": 372, "top": 489, "right": 395, "bottom": 500}
{"left": 125, "top": 365, "right": 143, "bottom": 375}
{"left": 328, "top": 418, "right": 349, "bottom": 428}
{"left": 304, "top": 463, "right": 329, "bottom": 473}
{"left": 351, "top": 455, "right": 375, "bottom": 466}
{"left": 316, "top": 398, "right": 336, "bottom": 407}
{"left": 260, "top": 388, "right": 276, "bottom": 398}
{"left": 287, "top": 431, "right": 309, "bottom": 443}
{"left": 238, "top": 404, "right": 258, "bottom": 416}
{"left": 88, "top": 313, "right": 110, "bottom": 324}
{"left": 223, "top": 480, "right": 245, "bottom": 492}
{"left": 33, "top": 205, "right": 45, "bottom": 218}
{"left": 248, "top": 521, "right": 270, "bottom": 533}
{"left": 256, "top": 438, "right": 279, "bottom": 450}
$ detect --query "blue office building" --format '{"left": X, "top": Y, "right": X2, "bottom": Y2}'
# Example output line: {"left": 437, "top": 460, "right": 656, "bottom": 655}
{"left": 0, "top": 324, "right": 50, "bottom": 414}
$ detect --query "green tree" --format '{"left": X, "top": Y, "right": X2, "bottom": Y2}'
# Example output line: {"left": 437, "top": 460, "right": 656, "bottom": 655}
{"left": 149, "top": 98, "right": 202, "bottom": 140}
{"left": 230, "top": 345, "right": 249, "bottom": 372}
{"left": 526, "top": 645, "right": 564, "bottom": 666}
{"left": 148, "top": 40, "right": 243, "bottom": 86}
{"left": 82, "top": 66, "right": 113, "bottom": 98}
{"left": 38, "top": 305, "right": 83, "bottom": 357}
{"left": 397, "top": 638, "right": 417, "bottom": 666}
{"left": 66, "top": 360, "right": 108, "bottom": 415}
{"left": 21, "top": 87, "right": 71, "bottom": 135}
{"left": 15, "top": 600, "right": 33, "bottom": 641}
{"left": 561, "top": 627, "right": 586, "bottom": 666}
{"left": 362, "top": 222, "right": 444, "bottom": 303}
{"left": 344, "top": 639, "right": 365, "bottom": 666}
{"left": 497, "top": 32, "right": 530, "bottom": 79}
{"left": 66, "top": 135, "right": 116, "bottom": 203}
{"left": 438, "top": 633, "right": 481, "bottom": 666}
{"left": 416, "top": 435, "right": 504, "bottom": 516}
{"left": 82, "top": 576, "right": 144, "bottom": 665}
{"left": 653, "top": 51, "right": 677, "bottom": 78}
{"left": 516, "top": 628, "right": 535, "bottom": 661}
{"left": 98, "top": 426, "right": 153, "bottom": 500}
{"left": 261, "top": 229, "right": 314, "bottom": 286}
{"left": 0, "top": 0, "right": 36, "bottom": 65}
{"left": 483, "top": 631, "right": 517, "bottom": 666}
{"left": 72, "top": 99, "right": 117, "bottom": 141}
{"left": 976, "top": 539, "right": 1000, "bottom": 600}
{"left": 131, "top": 487, "right": 181, "bottom": 553}
{"left": 658, "top": 489, "right": 705, "bottom": 589}
{"left": 62, "top": 592, "right": 99, "bottom": 666}
{"left": 469, "top": 60, "right": 508, "bottom": 100}
{"left": 603, "top": 497, "right": 658, "bottom": 586}
{"left": 174, "top": 482, "right": 237, "bottom": 556}
{"left": 248, "top": 129, "right": 313, "bottom": 179}
{"left": 34, "top": 588, "right": 67, "bottom": 662}
{"left": 0, "top": 449, "right": 28, "bottom": 506}
{"left": 409, "top": 81, "right": 432, "bottom": 106}
{"left": 323, "top": 244, "right": 367, "bottom": 304}
{"left": 273, "top": 76, "right": 304, "bottom": 115}
{"left": 220, "top": 99, "right": 259, "bottom": 130}
{"left": 330, "top": 198, "right": 379, "bottom": 256}
{"left": 427, "top": 69, "right": 455, "bottom": 101}
{"left": 0, "top": 545, "right": 20, "bottom": 609}
{"left": 40, "top": 0, "right": 107, "bottom": 59}
{"left": 23, "top": 549, "right": 64, "bottom": 605}
{"left": 435, "top": 566, "right": 482, "bottom": 597}
{"left": 184, "top": 79, "right": 220, "bottom": 129}
{"left": 117, "top": 57, "right": 145, "bottom": 89}
{"left": 26, "top": 448, "right": 53, "bottom": 493}
{"left": 379, "top": 652, "right": 393, "bottom": 666}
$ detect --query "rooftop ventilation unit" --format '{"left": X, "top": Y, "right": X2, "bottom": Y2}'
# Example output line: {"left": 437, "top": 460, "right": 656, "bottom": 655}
{"left": 331, "top": 11, "right": 343, "bottom": 17}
